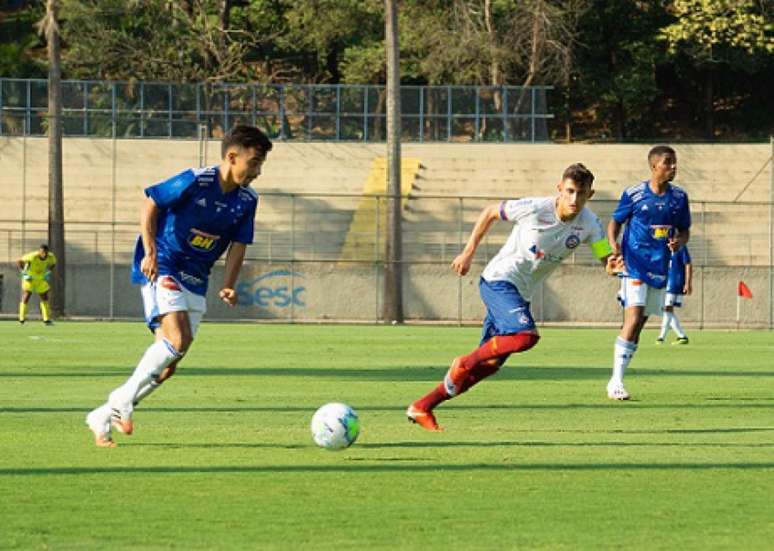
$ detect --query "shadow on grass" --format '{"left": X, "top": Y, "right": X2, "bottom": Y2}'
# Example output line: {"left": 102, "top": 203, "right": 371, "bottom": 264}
{"left": 1, "top": 366, "right": 772, "bottom": 380}
{"left": 1, "top": 462, "right": 773, "bottom": 476}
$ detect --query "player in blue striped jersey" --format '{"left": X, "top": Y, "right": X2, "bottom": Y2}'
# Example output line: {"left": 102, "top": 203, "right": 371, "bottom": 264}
{"left": 657, "top": 245, "right": 692, "bottom": 345}
{"left": 607, "top": 145, "right": 691, "bottom": 400}
{"left": 86, "top": 125, "right": 273, "bottom": 447}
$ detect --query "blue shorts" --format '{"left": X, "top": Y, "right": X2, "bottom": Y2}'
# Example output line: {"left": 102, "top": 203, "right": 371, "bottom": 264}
{"left": 479, "top": 278, "right": 536, "bottom": 345}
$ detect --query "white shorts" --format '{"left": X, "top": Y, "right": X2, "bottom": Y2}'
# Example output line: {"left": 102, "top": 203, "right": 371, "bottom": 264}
{"left": 664, "top": 292, "right": 683, "bottom": 308}
{"left": 141, "top": 275, "right": 207, "bottom": 336}
{"left": 617, "top": 276, "right": 665, "bottom": 317}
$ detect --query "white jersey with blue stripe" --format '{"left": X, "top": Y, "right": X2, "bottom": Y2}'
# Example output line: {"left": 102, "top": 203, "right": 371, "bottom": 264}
{"left": 131, "top": 166, "right": 258, "bottom": 296}
{"left": 481, "top": 197, "right": 607, "bottom": 301}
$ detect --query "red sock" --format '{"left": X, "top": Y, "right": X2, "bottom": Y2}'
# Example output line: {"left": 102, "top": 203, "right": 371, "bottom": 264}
{"left": 459, "top": 333, "right": 539, "bottom": 371}
{"left": 458, "top": 357, "right": 506, "bottom": 394}
{"left": 414, "top": 356, "right": 508, "bottom": 411}
{"left": 414, "top": 383, "right": 449, "bottom": 411}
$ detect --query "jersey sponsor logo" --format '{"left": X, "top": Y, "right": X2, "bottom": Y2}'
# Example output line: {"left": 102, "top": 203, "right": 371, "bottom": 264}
{"left": 565, "top": 234, "right": 581, "bottom": 249}
{"left": 188, "top": 228, "right": 221, "bottom": 251}
{"left": 196, "top": 198, "right": 207, "bottom": 207}
{"left": 647, "top": 272, "right": 667, "bottom": 282}
{"left": 650, "top": 225, "right": 671, "bottom": 239}
{"left": 159, "top": 276, "right": 181, "bottom": 291}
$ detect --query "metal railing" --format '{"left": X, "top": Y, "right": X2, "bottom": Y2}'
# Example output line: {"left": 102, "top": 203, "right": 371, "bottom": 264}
{"left": 0, "top": 78, "right": 552, "bottom": 143}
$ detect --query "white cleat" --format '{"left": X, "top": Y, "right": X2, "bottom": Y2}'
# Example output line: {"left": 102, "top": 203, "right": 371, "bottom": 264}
{"left": 607, "top": 381, "right": 631, "bottom": 401}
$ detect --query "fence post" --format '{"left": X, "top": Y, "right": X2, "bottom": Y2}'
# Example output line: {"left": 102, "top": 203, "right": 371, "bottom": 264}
{"left": 446, "top": 85, "right": 452, "bottom": 142}
{"left": 419, "top": 87, "right": 424, "bottom": 143}
{"left": 502, "top": 87, "right": 509, "bottom": 141}
{"left": 457, "top": 197, "right": 463, "bottom": 326}
{"left": 291, "top": 194, "right": 296, "bottom": 323}
{"left": 279, "top": 85, "right": 286, "bottom": 140}
{"left": 363, "top": 86, "right": 369, "bottom": 142}
{"left": 109, "top": 133, "right": 117, "bottom": 318}
{"left": 530, "top": 87, "right": 536, "bottom": 142}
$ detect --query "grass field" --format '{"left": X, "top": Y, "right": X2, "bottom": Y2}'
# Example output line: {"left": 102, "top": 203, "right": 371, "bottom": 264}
{"left": 1, "top": 321, "right": 772, "bottom": 550}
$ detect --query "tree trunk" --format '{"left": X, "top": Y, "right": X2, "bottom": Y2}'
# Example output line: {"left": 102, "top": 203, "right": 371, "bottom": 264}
{"left": 383, "top": 0, "right": 403, "bottom": 323}
{"left": 704, "top": 65, "right": 714, "bottom": 140}
{"left": 46, "top": 0, "right": 66, "bottom": 318}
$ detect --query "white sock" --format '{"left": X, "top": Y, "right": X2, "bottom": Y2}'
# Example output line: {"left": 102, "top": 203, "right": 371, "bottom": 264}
{"left": 670, "top": 312, "right": 686, "bottom": 339}
{"left": 134, "top": 379, "right": 161, "bottom": 406}
{"left": 611, "top": 337, "right": 637, "bottom": 385}
{"left": 86, "top": 402, "right": 113, "bottom": 433}
{"left": 659, "top": 312, "right": 672, "bottom": 340}
{"left": 109, "top": 339, "right": 181, "bottom": 416}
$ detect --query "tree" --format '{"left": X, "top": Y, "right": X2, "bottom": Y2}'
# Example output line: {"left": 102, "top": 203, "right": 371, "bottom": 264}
{"left": 660, "top": 0, "right": 774, "bottom": 138}
{"left": 40, "top": 0, "right": 66, "bottom": 317}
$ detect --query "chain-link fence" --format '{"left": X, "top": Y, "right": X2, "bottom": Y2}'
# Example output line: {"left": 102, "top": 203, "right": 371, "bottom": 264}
{"left": 0, "top": 79, "right": 552, "bottom": 142}
{"left": 2, "top": 193, "right": 773, "bottom": 327}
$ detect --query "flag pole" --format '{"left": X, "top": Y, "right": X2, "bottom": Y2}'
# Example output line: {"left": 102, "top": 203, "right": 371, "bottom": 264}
{"left": 736, "top": 293, "right": 741, "bottom": 329}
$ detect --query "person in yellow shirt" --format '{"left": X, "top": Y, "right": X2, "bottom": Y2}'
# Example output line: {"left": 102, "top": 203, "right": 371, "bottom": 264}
{"left": 17, "top": 244, "right": 57, "bottom": 325}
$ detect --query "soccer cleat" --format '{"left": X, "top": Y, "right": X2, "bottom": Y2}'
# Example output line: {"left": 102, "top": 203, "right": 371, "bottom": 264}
{"left": 656, "top": 337, "right": 664, "bottom": 344}
{"left": 672, "top": 337, "right": 689, "bottom": 345}
{"left": 86, "top": 410, "right": 117, "bottom": 448}
{"left": 110, "top": 408, "right": 134, "bottom": 435}
{"left": 44, "top": 320, "right": 53, "bottom": 326}
{"left": 607, "top": 381, "right": 631, "bottom": 401}
{"left": 19, "top": 320, "right": 25, "bottom": 325}
{"left": 406, "top": 404, "right": 443, "bottom": 432}
{"left": 444, "top": 356, "right": 467, "bottom": 397}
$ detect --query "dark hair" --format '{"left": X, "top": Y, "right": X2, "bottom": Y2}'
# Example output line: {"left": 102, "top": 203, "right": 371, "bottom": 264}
{"left": 221, "top": 125, "right": 273, "bottom": 159}
{"left": 562, "top": 163, "right": 594, "bottom": 189}
{"left": 648, "top": 145, "right": 676, "bottom": 165}
{"left": 39, "top": 243, "right": 49, "bottom": 251}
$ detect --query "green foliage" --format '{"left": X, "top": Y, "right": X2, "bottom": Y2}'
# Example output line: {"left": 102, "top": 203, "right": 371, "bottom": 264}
{"left": 661, "top": 0, "right": 774, "bottom": 60}
{"left": 0, "top": 5, "right": 45, "bottom": 78}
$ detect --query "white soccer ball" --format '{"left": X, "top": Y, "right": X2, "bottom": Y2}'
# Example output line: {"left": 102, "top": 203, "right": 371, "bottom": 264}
{"left": 311, "top": 402, "right": 360, "bottom": 450}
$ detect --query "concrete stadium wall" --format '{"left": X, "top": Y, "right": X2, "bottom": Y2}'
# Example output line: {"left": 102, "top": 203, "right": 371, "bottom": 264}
{"left": 1, "top": 138, "right": 771, "bottom": 326}
{"left": 1, "top": 263, "right": 770, "bottom": 328}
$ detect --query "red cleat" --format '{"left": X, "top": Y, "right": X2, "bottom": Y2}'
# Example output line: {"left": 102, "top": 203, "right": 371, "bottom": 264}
{"left": 110, "top": 410, "right": 134, "bottom": 436}
{"left": 406, "top": 404, "right": 444, "bottom": 432}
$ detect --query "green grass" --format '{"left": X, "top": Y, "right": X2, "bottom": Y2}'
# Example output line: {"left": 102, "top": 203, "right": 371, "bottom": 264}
{"left": 1, "top": 321, "right": 772, "bottom": 550}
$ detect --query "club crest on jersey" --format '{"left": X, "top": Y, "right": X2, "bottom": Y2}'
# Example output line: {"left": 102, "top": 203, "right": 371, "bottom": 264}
{"left": 565, "top": 234, "right": 581, "bottom": 249}
{"left": 188, "top": 228, "right": 220, "bottom": 251}
{"left": 529, "top": 245, "right": 545, "bottom": 259}
{"left": 650, "top": 225, "right": 671, "bottom": 239}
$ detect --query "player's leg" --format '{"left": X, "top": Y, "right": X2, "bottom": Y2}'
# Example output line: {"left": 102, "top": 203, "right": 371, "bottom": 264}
{"left": 445, "top": 280, "right": 539, "bottom": 396}
{"left": 108, "top": 310, "right": 191, "bottom": 434}
{"left": 667, "top": 294, "right": 687, "bottom": 343}
{"left": 131, "top": 288, "right": 204, "bottom": 407}
{"left": 407, "top": 316, "right": 502, "bottom": 431}
{"left": 19, "top": 289, "right": 31, "bottom": 324}
{"left": 608, "top": 278, "right": 662, "bottom": 400}
{"left": 39, "top": 290, "right": 52, "bottom": 325}
{"left": 658, "top": 301, "right": 674, "bottom": 343}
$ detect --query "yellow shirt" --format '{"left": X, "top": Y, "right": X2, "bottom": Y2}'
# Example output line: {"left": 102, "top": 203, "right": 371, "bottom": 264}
{"left": 21, "top": 251, "right": 57, "bottom": 280}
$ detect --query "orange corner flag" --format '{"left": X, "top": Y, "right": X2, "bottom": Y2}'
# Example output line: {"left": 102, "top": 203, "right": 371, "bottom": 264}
{"left": 738, "top": 281, "right": 753, "bottom": 299}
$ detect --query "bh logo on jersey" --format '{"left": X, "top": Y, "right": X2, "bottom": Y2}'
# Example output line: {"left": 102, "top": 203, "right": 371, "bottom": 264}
{"left": 188, "top": 228, "right": 220, "bottom": 251}
{"left": 650, "top": 225, "right": 671, "bottom": 240}
{"left": 529, "top": 245, "right": 545, "bottom": 259}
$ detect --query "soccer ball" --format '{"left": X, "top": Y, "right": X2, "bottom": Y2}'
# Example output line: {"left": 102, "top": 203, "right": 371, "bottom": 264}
{"left": 311, "top": 402, "right": 360, "bottom": 450}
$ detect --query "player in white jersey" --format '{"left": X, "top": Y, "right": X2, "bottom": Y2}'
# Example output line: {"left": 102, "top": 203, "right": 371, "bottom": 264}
{"left": 407, "top": 163, "right": 620, "bottom": 431}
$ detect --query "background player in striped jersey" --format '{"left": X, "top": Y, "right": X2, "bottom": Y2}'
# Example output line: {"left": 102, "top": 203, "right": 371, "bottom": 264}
{"left": 657, "top": 245, "right": 692, "bottom": 345}
{"left": 16, "top": 243, "right": 56, "bottom": 325}
{"left": 407, "top": 163, "right": 620, "bottom": 431}
{"left": 607, "top": 145, "right": 691, "bottom": 400}
{"left": 86, "top": 125, "right": 272, "bottom": 447}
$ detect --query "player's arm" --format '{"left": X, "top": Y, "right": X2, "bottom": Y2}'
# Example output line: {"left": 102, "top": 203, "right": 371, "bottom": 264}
{"left": 140, "top": 196, "right": 160, "bottom": 281}
{"left": 451, "top": 203, "right": 501, "bottom": 276}
{"left": 16, "top": 257, "right": 26, "bottom": 271}
{"left": 219, "top": 242, "right": 247, "bottom": 306}
{"left": 605, "top": 219, "right": 626, "bottom": 275}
